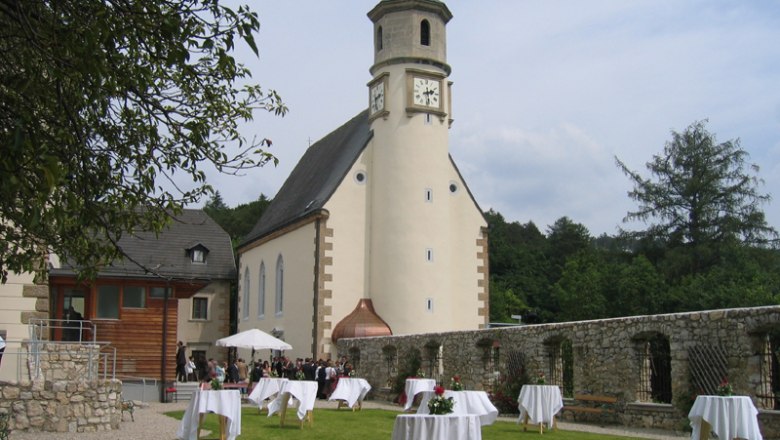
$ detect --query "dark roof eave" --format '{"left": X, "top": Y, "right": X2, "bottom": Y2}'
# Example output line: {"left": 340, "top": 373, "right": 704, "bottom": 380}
{"left": 238, "top": 209, "right": 330, "bottom": 254}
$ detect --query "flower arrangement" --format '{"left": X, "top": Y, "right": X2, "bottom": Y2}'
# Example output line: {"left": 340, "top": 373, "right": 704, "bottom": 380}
{"left": 209, "top": 372, "right": 223, "bottom": 390}
{"left": 349, "top": 369, "right": 357, "bottom": 377}
{"left": 415, "top": 369, "right": 425, "bottom": 378}
{"left": 450, "top": 375, "right": 464, "bottom": 391}
{"left": 427, "top": 385, "right": 454, "bottom": 415}
{"left": 716, "top": 378, "right": 733, "bottom": 396}
{"left": 295, "top": 369, "right": 305, "bottom": 380}
{"left": 536, "top": 371, "right": 546, "bottom": 385}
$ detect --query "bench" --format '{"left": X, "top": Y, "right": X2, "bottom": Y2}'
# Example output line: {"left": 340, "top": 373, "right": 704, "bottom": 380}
{"left": 561, "top": 394, "right": 622, "bottom": 423}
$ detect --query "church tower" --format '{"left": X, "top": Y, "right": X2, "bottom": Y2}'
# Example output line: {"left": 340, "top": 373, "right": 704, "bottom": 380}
{"left": 363, "top": 0, "right": 484, "bottom": 335}
{"left": 238, "top": 0, "right": 487, "bottom": 360}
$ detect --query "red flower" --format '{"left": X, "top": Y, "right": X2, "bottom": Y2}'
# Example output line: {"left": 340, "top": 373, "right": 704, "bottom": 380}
{"left": 434, "top": 385, "right": 445, "bottom": 396}
{"left": 453, "top": 375, "right": 460, "bottom": 382}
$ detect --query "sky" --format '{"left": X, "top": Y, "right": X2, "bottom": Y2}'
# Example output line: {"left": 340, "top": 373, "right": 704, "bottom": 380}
{"left": 202, "top": 0, "right": 780, "bottom": 237}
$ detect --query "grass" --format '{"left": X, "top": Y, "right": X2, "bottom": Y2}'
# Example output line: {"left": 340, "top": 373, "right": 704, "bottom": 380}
{"left": 166, "top": 407, "right": 647, "bottom": 440}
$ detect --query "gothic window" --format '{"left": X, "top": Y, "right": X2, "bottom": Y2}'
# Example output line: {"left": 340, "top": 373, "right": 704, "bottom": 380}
{"left": 634, "top": 333, "right": 672, "bottom": 403}
{"left": 257, "top": 262, "right": 266, "bottom": 319}
{"left": 545, "top": 337, "right": 574, "bottom": 397}
{"left": 275, "top": 254, "right": 284, "bottom": 315}
{"left": 420, "top": 20, "right": 430, "bottom": 46}
{"left": 757, "top": 331, "right": 780, "bottom": 409}
{"left": 382, "top": 345, "right": 398, "bottom": 385}
{"left": 424, "top": 341, "right": 443, "bottom": 382}
{"left": 376, "top": 26, "right": 383, "bottom": 51}
{"left": 348, "top": 347, "right": 361, "bottom": 371}
{"left": 242, "top": 267, "right": 250, "bottom": 320}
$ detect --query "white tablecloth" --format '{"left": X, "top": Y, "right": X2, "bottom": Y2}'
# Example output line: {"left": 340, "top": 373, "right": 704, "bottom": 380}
{"left": 404, "top": 378, "right": 437, "bottom": 410}
{"left": 688, "top": 395, "right": 763, "bottom": 440}
{"left": 247, "top": 377, "right": 288, "bottom": 409}
{"left": 329, "top": 377, "right": 372, "bottom": 408}
{"left": 392, "top": 414, "right": 482, "bottom": 440}
{"left": 267, "top": 380, "right": 318, "bottom": 421}
{"left": 517, "top": 385, "right": 564, "bottom": 429}
{"left": 176, "top": 389, "right": 242, "bottom": 440}
{"left": 416, "top": 390, "right": 498, "bottom": 426}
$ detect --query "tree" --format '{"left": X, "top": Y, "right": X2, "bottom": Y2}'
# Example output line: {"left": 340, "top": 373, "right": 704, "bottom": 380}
{"left": 616, "top": 120, "right": 776, "bottom": 274}
{"left": 0, "top": 1, "right": 286, "bottom": 282}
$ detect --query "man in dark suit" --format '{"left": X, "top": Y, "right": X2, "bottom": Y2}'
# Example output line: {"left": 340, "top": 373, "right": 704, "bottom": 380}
{"left": 227, "top": 359, "right": 240, "bottom": 383}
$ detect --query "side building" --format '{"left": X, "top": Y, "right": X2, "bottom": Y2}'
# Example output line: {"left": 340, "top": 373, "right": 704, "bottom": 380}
{"left": 48, "top": 209, "right": 235, "bottom": 382}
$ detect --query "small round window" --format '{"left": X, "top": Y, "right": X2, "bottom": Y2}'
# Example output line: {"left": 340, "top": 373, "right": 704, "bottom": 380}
{"left": 354, "top": 171, "right": 367, "bottom": 185}
{"left": 449, "top": 181, "right": 459, "bottom": 194}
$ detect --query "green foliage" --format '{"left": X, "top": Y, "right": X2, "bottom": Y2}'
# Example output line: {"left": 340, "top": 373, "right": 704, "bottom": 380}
{"left": 616, "top": 120, "right": 777, "bottom": 271}
{"left": 204, "top": 192, "right": 272, "bottom": 245}
{"left": 0, "top": 1, "right": 286, "bottom": 282}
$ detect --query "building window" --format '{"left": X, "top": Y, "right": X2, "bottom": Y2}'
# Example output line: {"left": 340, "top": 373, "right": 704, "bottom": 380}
{"left": 426, "top": 297, "right": 434, "bottom": 312}
{"left": 425, "top": 188, "right": 433, "bottom": 203}
{"left": 192, "top": 297, "right": 208, "bottom": 320}
{"left": 545, "top": 338, "right": 574, "bottom": 397}
{"left": 258, "top": 262, "right": 266, "bottom": 319}
{"left": 123, "top": 286, "right": 146, "bottom": 308}
{"left": 426, "top": 248, "right": 433, "bottom": 262}
{"left": 191, "top": 249, "right": 205, "bottom": 263}
{"left": 757, "top": 332, "right": 780, "bottom": 409}
{"left": 449, "top": 181, "right": 459, "bottom": 194}
{"left": 354, "top": 171, "right": 367, "bottom": 185}
{"left": 149, "top": 286, "right": 172, "bottom": 299}
{"left": 96, "top": 285, "right": 120, "bottom": 319}
{"left": 635, "top": 333, "right": 672, "bottom": 403}
{"left": 242, "top": 267, "right": 250, "bottom": 320}
{"left": 420, "top": 20, "right": 430, "bottom": 46}
{"left": 376, "top": 26, "right": 383, "bottom": 51}
{"left": 275, "top": 255, "right": 284, "bottom": 316}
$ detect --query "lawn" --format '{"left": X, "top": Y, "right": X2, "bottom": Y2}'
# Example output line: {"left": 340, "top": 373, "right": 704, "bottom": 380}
{"left": 167, "top": 407, "right": 647, "bottom": 440}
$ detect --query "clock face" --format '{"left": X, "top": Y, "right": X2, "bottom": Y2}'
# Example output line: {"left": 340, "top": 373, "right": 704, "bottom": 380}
{"left": 413, "top": 77, "right": 440, "bottom": 108}
{"left": 370, "top": 83, "right": 384, "bottom": 115}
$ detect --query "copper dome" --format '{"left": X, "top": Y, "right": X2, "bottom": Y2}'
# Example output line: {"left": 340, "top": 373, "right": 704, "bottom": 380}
{"left": 331, "top": 298, "right": 392, "bottom": 343}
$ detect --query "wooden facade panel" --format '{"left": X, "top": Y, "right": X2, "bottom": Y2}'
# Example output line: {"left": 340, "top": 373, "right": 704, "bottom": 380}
{"left": 92, "top": 301, "right": 180, "bottom": 381}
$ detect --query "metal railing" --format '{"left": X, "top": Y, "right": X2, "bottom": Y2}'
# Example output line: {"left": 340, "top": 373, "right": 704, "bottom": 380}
{"left": 20, "top": 318, "right": 117, "bottom": 381}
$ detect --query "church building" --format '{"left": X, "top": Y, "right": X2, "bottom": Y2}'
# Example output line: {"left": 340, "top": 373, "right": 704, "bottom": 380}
{"left": 237, "top": 0, "right": 488, "bottom": 360}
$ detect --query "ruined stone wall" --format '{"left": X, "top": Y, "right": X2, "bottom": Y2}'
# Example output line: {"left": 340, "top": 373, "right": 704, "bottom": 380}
{"left": 337, "top": 306, "right": 780, "bottom": 436}
{"left": 0, "top": 379, "right": 122, "bottom": 433}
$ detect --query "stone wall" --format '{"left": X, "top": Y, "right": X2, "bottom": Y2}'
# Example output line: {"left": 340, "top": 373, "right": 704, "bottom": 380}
{"left": 337, "top": 306, "right": 780, "bottom": 437}
{"left": 0, "top": 379, "right": 122, "bottom": 433}
{"left": 0, "top": 342, "right": 121, "bottom": 433}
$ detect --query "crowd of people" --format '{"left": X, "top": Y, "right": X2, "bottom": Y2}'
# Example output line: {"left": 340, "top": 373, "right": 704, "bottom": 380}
{"left": 174, "top": 343, "right": 355, "bottom": 400}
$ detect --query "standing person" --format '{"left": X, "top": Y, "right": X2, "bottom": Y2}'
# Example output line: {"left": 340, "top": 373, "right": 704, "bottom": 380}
{"left": 316, "top": 360, "right": 327, "bottom": 399}
{"left": 186, "top": 356, "right": 197, "bottom": 381}
{"left": 0, "top": 334, "right": 5, "bottom": 367}
{"left": 237, "top": 358, "right": 248, "bottom": 384}
{"left": 175, "top": 341, "right": 187, "bottom": 382}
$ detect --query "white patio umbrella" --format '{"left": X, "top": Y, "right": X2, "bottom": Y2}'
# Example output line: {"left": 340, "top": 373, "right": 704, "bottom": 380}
{"left": 215, "top": 328, "right": 292, "bottom": 351}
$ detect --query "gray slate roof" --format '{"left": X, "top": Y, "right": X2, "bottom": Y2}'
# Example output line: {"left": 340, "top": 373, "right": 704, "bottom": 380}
{"left": 242, "top": 110, "right": 373, "bottom": 247}
{"left": 241, "top": 108, "right": 486, "bottom": 248}
{"left": 52, "top": 209, "right": 236, "bottom": 281}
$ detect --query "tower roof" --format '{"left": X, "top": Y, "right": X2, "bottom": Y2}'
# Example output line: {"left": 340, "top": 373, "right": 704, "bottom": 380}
{"left": 368, "top": 0, "right": 452, "bottom": 24}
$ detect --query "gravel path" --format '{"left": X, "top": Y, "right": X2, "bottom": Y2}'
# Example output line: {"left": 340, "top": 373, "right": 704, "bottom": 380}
{"left": 8, "top": 399, "right": 688, "bottom": 440}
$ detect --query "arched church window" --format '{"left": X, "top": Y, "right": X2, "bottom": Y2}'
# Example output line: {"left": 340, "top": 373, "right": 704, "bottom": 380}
{"left": 275, "top": 255, "right": 284, "bottom": 316}
{"left": 376, "top": 26, "right": 383, "bottom": 51}
{"left": 242, "top": 267, "right": 250, "bottom": 320}
{"left": 420, "top": 20, "right": 430, "bottom": 46}
{"left": 258, "top": 262, "right": 265, "bottom": 319}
